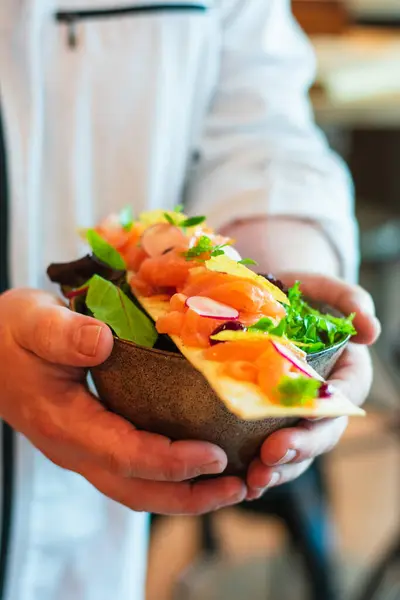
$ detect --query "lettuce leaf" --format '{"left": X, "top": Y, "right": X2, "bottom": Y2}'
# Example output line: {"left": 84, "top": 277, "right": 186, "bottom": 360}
{"left": 249, "top": 282, "right": 356, "bottom": 353}
{"left": 86, "top": 275, "right": 157, "bottom": 347}
{"left": 276, "top": 376, "right": 322, "bottom": 407}
{"left": 86, "top": 229, "right": 126, "bottom": 271}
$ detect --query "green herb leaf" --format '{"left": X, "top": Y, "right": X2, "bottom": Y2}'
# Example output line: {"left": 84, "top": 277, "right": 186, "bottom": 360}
{"left": 86, "top": 275, "right": 157, "bottom": 347}
{"left": 86, "top": 229, "right": 126, "bottom": 270}
{"left": 164, "top": 213, "right": 176, "bottom": 225}
{"left": 183, "top": 236, "right": 213, "bottom": 260}
{"left": 238, "top": 258, "right": 258, "bottom": 266}
{"left": 174, "top": 204, "right": 184, "bottom": 213}
{"left": 248, "top": 317, "right": 275, "bottom": 332}
{"left": 276, "top": 376, "right": 321, "bottom": 407}
{"left": 119, "top": 206, "right": 134, "bottom": 232}
{"left": 249, "top": 280, "right": 356, "bottom": 354}
{"left": 181, "top": 216, "right": 206, "bottom": 228}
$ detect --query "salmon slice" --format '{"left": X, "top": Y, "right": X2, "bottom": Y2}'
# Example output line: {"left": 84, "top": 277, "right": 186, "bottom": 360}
{"left": 223, "top": 361, "right": 258, "bottom": 383}
{"left": 156, "top": 311, "right": 185, "bottom": 336}
{"left": 135, "top": 249, "right": 193, "bottom": 290}
{"left": 123, "top": 245, "right": 148, "bottom": 272}
{"left": 203, "top": 340, "right": 272, "bottom": 363}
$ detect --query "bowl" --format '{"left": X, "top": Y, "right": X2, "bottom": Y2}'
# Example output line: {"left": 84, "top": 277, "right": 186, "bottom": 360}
{"left": 88, "top": 302, "right": 349, "bottom": 477}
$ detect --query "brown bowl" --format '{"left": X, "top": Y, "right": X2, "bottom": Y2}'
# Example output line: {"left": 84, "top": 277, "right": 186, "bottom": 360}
{"left": 89, "top": 303, "right": 349, "bottom": 477}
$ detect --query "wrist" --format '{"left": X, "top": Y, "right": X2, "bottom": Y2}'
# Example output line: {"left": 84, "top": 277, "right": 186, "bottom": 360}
{"left": 221, "top": 217, "right": 341, "bottom": 278}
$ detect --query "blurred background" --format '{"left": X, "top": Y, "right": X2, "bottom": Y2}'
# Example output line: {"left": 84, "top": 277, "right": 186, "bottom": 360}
{"left": 146, "top": 1, "right": 400, "bottom": 599}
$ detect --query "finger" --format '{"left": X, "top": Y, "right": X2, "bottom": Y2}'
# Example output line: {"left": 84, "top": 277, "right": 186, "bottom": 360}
{"left": 328, "top": 344, "right": 373, "bottom": 407}
{"left": 259, "top": 417, "right": 348, "bottom": 467}
{"left": 247, "top": 458, "right": 313, "bottom": 499}
{"left": 33, "top": 389, "right": 228, "bottom": 481}
{"left": 78, "top": 461, "right": 247, "bottom": 515}
{"left": 277, "top": 273, "right": 381, "bottom": 345}
{"left": 7, "top": 289, "right": 114, "bottom": 366}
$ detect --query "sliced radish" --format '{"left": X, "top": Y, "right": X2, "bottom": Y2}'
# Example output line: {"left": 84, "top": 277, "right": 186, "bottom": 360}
{"left": 271, "top": 340, "right": 324, "bottom": 381}
{"left": 141, "top": 223, "right": 187, "bottom": 257}
{"left": 186, "top": 296, "right": 239, "bottom": 320}
{"left": 223, "top": 245, "right": 242, "bottom": 261}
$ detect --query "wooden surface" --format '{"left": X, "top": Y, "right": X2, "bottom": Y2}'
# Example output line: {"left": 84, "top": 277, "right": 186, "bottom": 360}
{"left": 292, "top": 0, "right": 349, "bottom": 35}
{"left": 309, "top": 27, "right": 400, "bottom": 127}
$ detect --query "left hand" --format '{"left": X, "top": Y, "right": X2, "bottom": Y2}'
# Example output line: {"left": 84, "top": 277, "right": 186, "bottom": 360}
{"left": 246, "top": 273, "right": 381, "bottom": 500}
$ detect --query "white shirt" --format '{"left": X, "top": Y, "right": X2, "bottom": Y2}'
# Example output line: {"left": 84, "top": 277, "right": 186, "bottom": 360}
{"left": 0, "top": 1, "right": 357, "bottom": 599}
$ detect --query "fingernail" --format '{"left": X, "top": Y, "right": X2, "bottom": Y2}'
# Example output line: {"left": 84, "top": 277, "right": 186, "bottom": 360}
{"left": 266, "top": 472, "right": 280, "bottom": 488}
{"left": 226, "top": 489, "right": 246, "bottom": 505}
{"left": 198, "top": 460, "right": 224, "bottom": 476}
{"left": 269, "top": 449, "right": 297, "bottom": 466}
{"left": 76, "top": 325, "right": 102, "bottom": 357}
{"left": 247, "top": 489, "right": 264, "bottom": 501}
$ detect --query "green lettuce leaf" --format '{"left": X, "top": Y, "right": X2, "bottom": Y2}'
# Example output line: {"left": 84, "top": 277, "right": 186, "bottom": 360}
{"left": 86, "top": 275, "right": 157, "bottom": 347}
{"left": 249, "top": 281, "right": 356, "bottom": 354}
{"left": 276, "top": 376, "right": 322, "bottom": 407}
{"left": 86, "top": 229, "right": 126, "bottom": 271}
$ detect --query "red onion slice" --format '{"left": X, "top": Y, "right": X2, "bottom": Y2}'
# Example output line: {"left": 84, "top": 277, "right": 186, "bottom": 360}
{"left": 141, "top": 223, "right": 187, "bottom": 257}
{"left": 186, "top": 296, "right": 239, "bottom": 320}
{"left": 271, "top": 340, "right": 323, "bottom": 380}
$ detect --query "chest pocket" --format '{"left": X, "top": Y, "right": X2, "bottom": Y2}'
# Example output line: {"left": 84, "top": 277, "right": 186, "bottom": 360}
{"left": 55, "top": 1, "right": 211, "bottom": 48}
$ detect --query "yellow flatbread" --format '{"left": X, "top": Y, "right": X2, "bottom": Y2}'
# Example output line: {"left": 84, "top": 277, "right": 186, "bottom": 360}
{"left": 134, "top": 293, "right": 365, "bottom": 420}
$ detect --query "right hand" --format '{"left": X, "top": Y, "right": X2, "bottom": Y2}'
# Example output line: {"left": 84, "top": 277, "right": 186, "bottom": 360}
{"left": 0, "top": 288, "right": 246, "bottom": 514}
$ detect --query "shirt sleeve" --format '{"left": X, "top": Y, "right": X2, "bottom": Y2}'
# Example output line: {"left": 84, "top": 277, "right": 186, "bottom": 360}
{"left": 184, "top": 0, "right": 359, "bottom": 282}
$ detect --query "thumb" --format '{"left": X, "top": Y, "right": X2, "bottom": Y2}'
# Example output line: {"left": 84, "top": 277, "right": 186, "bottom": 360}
{"left": 8, "top": 289, "right": 114, "bottom": 367}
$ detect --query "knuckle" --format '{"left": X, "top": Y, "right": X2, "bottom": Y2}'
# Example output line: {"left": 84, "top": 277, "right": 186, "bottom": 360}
{"left": 33, "top": 309, "right": 58, "bottom": 356}
{"left": 36, "top": 412, "right": 66, "bottom": 444}
{"left": 159, "top": 458, "right": 189, "bottom": 482}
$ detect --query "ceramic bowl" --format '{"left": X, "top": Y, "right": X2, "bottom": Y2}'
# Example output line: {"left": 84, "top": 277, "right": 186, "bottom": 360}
{"left": 88, "top": 302, "right": 349, "bottom": 476}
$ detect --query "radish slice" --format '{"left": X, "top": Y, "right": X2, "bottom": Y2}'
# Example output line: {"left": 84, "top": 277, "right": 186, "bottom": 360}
{"left": 223, "top": 245, "right": 242, "bottom": 261}
{"left": 271, "top": 340, "right": 324, "bottom": 380}
{"left": 141, "top": 223, "right": 187, "bottom": 257}
{"left": 186, "top": 296, "right": 239, "bottom": 320}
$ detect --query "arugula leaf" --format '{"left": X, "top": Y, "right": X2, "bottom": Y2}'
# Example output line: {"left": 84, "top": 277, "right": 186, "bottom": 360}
{"left": 276, "top": 376, "right": 322, "bottom": 407}
{"left": 86, "top": 229, "right": 126, "bottom": 271}
{"left": 181, "top": 216, "right": 206, "bottom": 228}
{"left": 164, "top": 213, "right": 176, "bottom": 225}
{"left": 249, "top": 281, "right": 356, "bottom": 354}
{"left": 238, "top": 258, "right": 258, "bottom": 266}
{"left": 86, "top": 275, "right": 157, "bottom": 347}
{"left": 119, "top": 206, "right": 134, "bottom": 232}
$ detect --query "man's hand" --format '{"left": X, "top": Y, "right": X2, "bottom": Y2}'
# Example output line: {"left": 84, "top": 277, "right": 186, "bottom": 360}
{"left": 0, "top": 289, "right": 246, "bottom": 514}
{"left": 246, "top": 273, "right": 380, "bottom": 500}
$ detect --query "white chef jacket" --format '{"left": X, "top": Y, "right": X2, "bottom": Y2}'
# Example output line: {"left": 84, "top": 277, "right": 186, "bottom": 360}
{"left": 0, "top": 1, "right": 358, "bottom": 599}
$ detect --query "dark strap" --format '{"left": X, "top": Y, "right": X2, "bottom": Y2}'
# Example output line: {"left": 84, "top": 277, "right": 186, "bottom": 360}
{"left": 0, "top": 98, "right": 15, "bottom": 600}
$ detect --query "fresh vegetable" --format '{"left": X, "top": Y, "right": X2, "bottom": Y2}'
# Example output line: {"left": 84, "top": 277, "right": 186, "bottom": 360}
{"left": 183, "top": 236, "right": 228, "bottom": 261}
{"left": 185, "top": 296, "right": 239, "bottom": 320}
{"left": 275, "top": 375, "right": 323, "bottom": 407}
{"left": 86, "top": 275, "right": 158, "bottom": 347}
{"left": 210, "top": 321, "right": 246, "bottom": 345}
{"left": 141, "top": 223, "right": 187, "bottom": 257}
{"left": 119, "top": 206, "right": 134, "bottom": 232}
{"left": 271, "top": 340, "right": 322, "bottom": 380}
{"left": 86, "top": 229, "right": 126, "bottom": 270}
{"left": 249, "top": 282, "right": 356, "bottom": 354}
